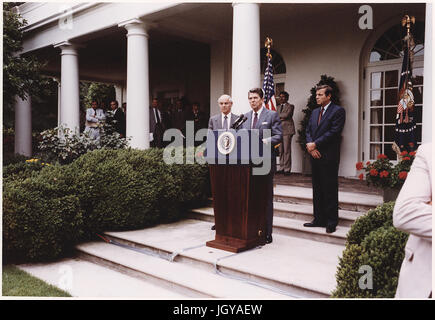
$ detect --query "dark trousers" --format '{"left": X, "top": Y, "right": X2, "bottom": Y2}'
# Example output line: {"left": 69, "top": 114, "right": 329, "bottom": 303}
{"left": 311, "top": 157, "right": 339, "bottom": 227}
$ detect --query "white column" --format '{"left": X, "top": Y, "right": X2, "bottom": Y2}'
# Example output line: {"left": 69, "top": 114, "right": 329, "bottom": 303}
{"left": 422, "top": 4, "right": 432, "bottom": 143}
{"left": 14, "top": 95, "right": 32, "bottom": 156}
{"left": 53, "top": 78, "right": 62, "bottom": 127}
{"left": 115, "top": 84, "right": 123, "bottom": 106}
{"left": 54, "top": 41, "right": 80, "bottom": 133}
{"left": 231, "top": 3, "right": 261, "bottom": 115}
{"left": 119, "top": 19, "right": 150, "bottom": 149}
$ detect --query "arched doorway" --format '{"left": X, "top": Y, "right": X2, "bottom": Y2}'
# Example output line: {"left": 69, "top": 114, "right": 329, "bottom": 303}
{"left": 362, "top": 21, "right": 425, "bottom": 162}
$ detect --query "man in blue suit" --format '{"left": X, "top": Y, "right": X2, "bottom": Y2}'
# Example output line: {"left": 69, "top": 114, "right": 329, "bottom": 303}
{"left": 242, "top": 88, "right": 283, "bottom": 244}
{"left": 304, "top": 85, "right": 346, "bottom": 234}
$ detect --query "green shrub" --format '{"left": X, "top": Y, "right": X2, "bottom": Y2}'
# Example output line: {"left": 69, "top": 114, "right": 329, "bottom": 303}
{"left": 3, "top": 166, "right": 84, "bottom": 263}
{"left": 332, "top": 202, "right": 409, "bottom": 298}
{"left": 3, "top": 158, "right": 52, "bottom": 183}
{"left": 3, "top": 147, "right": 210, "bottom": 262}
{"left": 346, "top": 201, "right": 395, "bottom": 246}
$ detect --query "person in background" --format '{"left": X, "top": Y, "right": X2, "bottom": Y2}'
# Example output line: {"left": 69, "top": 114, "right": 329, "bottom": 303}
{"left": 84, "top": 101, "right": 106, "bottom": 140}
{"left": 276, "top": 91, "right": 295, "bottom": 176}
{"left": 394, "top": 143, "right": 432, "bottom": 298}
{"left": 109, "top": 100, "right": 126, "bottom": 137}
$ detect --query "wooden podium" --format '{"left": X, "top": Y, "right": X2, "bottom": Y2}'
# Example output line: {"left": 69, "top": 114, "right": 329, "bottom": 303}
{"left": 205, "top": 129, "right": 269, "bottom": 252}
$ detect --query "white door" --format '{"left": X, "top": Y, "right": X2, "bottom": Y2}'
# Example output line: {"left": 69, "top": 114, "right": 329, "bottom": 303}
{"left": 363, "top": 56, "right": 424, "bottom": 162}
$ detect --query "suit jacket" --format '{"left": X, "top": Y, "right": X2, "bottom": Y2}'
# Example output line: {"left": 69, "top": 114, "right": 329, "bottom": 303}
{"left": 150, "top": 107, "right": 166, "bottom": 147}
{"left": 241, "top": 107, "right": 283, "bottom": 147}
{"left": 208, "top": 113, "right": 238, "bottom": 130}
{"left": 277, "top": 102, "right": 295, "bottom": 136}
{"left": 113, "top": 108, "right": 126, "bottom": 136}
{"left": 306, "top": 103, "right": 345, "bottom": 163}
{"left": 394, "top": 143, "right": 432, "bottom": 298}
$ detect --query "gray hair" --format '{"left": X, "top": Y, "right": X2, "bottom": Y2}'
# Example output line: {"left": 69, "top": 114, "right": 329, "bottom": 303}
{"left": 217, "top": 94, "right": 233, "bottom": 103}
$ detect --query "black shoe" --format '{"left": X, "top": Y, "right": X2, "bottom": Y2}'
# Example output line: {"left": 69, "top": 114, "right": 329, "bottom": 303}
{"left": 284, "top": 171, "right": 291, "bottom": 176}
{"left": 326, "top": 225, "right": 336, "bottom": 234}
{"left": 265, "top": 235, "right": 273, "bottom": 244}
{"left": 211, "top": 225, "right": 216, "bottom": 230}
{"left": 276, "top": 170, "right": 284, "bottom": 174}
{"left": 303, "top": 221, "right": 326, "bottom": 227}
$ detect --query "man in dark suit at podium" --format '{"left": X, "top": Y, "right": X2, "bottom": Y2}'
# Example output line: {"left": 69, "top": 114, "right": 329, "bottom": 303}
{"left": 208, "top": 94, "right": 238, "bottom": 230}
{"left": 304, "top": 85, "right": 345, "bottom": 234}
{"left": 242, "top": 88, "right": 283, "bottom": 244}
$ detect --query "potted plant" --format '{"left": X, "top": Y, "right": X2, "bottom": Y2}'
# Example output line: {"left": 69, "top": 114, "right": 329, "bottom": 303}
{"left": 356, "top": 150, "right": 416, "bottom": 202}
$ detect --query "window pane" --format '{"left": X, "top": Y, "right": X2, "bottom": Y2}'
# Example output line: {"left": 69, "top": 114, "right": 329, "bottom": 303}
{"left": 385, "top": 70, "right": 398, "bottom": 87}
{"left": 384, "top": 143, "right": 397, "bottom": 161}
{"left": 369, "top": 51, "right": 382, "bottom": 62}
{"left": 371, "top": 72, "right": 383, "bottom": 89}
{"left": 384, "top": 107, "right": 397, "bottom": 124}
{"left": 412, "top": 68, "right": 424, "bottom": 85}
{"left": 370, "top": 108, "right": 383, "bottom": 124}
{"left": 384, "top": 125, "right": 395, "bottom": 142}
{"left": 371, "top": 90, "right": 383, "bottom": 106}
{"left": 416, "top": 125, "right": 422, "bottom": 143}
{"left": 413, "top": 86, "right": 423, "bottom": 105}
{"left": 370, "top": 144, "right": 382, "bottom": 159}
{"left": 385, "top": 89, "right": 398, "bottom": 106}
{"left": 414, "top": 105, "right": 422, "bottom": 123}
{"left": 370, "top": 126, "right": 383, "bottom": 142}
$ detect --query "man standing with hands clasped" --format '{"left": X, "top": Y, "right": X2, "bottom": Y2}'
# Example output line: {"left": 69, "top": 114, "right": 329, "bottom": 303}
{"left": 304, "top": 85, "right": 345, "bottom": 234}
{"left": 277, "top": 91, "right": 295, "bottom": 175}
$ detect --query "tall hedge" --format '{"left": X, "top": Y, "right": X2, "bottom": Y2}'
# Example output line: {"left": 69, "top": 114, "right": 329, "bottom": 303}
{"left": 3, "top": 148, "right": 209, "bottom": 263}
{"left": 332, "top": 202, "right": 409, "bottom": 298}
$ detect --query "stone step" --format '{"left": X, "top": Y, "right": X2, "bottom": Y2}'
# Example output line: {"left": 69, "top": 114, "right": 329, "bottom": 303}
{"left": 189, "top": 207, "right": 350, "bottom": 245}
{"left": 17, "top": 257, "right": 187, "bottom": 298}
{"left": 273, "top": 184, "right": 383, "bottom": 212}
{"left": 101, "top": 219, "right": 345, "bottom": 298}
{"left": 75, "top": 240, "right": 291, "bottom": 299}
{"left": 191, "top": 202, "right": 361, "bottom": 228}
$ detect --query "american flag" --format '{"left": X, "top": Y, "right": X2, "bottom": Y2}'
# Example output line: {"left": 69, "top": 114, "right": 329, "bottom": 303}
{"left": 263, "top": 53, "right": 276, "bottom": 111}
{"left": 394, "top": 35, "right": 417, "bottom": 153}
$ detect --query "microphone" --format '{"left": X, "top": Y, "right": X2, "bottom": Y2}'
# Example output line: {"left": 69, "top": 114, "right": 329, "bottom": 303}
{"left": 230, "top": 114, "right": 245, "bottom": 129}
{"left": 234, "top": 116, "right": 248, "bottom": 130}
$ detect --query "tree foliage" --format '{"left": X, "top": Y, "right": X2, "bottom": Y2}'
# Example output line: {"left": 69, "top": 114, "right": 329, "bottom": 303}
{"left": 3, "top": 3, "right": 50, "bottom": 114}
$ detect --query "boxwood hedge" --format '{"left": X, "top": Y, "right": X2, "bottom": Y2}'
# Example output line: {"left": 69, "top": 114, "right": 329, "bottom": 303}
{"left": 332, "top": 202, "right": 409, "bottom": 298}
{"left": 3, "top": 148, "right": 209, "bottom": 263}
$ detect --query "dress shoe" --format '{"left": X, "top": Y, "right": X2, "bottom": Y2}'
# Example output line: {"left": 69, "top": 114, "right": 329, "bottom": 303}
{"left": 211, "top": 225, "right": 216, "bottom": 230}
{"left": 284, "top": 171, "right": 291, "bottom": 176}
{"left": 276, "top": 170, "right": 284, "bottom": 174}
{"left": 265, "top": 235, "right": 273, "bottom": 244}
{"left": 303, "top": 221, "right": 326, "bottom": 227}
{"left": 326, "top": 225, "right": 336, "bottom": 234}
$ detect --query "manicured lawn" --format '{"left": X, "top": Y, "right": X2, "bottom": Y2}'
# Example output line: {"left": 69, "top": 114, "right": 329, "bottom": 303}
{"left": 2, "top": 265, "right": 72, "bottom": 297}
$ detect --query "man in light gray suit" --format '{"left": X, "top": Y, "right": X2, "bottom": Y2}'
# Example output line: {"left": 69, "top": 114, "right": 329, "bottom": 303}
{"left": 208, "top": 94, "right": 238, "bottom": 130}
{"left": 277, "top": 91, "right": 295, "bottom": 175}
{"left": 394, "top": 143, "right": 432, "bottom": 298}
{"left": 208, "top": 94, "right": 238, "bottom": 231}
{"left": 241, "top": 88, "right": 283, "bottom": 244}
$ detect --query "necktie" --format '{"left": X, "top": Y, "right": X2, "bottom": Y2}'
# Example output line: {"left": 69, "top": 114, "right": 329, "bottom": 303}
{"left": 318, "top": 107, "right": 324, "bottom": 125}
{"left": 155, "top": 108, "right": 161, "bottom": 124}
{"left": 252, "top": 112, "right": 258, "bottom": 128}
{"left": 223, "top": 115, "right": 228, "bottom": 130}
{"left": 280, "top": 104, "right": 284, "bottom": 113}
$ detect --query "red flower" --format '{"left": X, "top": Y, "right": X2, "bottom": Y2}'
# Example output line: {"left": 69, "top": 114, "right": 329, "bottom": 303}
{"left": 366, "top": 161, "right": 371, "bottom": 166}
{"left": 356, "top": 162, "right": 364, "bottom": 170}
{"left": 409, "top": 151, "right": 416, "bottom": 156}
{"left": 402, "top": 157, "right": 411, "bottom": 161}
{"left": 400, "top": 151, "right": 408, "bottom": 156}
{"left": 359, "top": 173, "right": 364, "bottom": 180}
{"left": 377, "top": 154, "right": 388, "bottom": 160}
{"left": 398, "top": 171, "right": 408, "bottom": 180}
{"left": 370, "top": 169, "right": 379, "bottom": 176}
{"left": 380, "top": 170, "right": 389, "bottom": 178}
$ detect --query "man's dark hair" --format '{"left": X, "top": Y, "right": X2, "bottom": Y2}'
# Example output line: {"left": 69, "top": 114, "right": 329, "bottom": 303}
{"left": 316, "top": 85, "right": 333, "bottom": 97}
{"left": 248, "top": 87, "right": 264, "bottom": 99}
{"left": 111, "top": 100, "right": 118, "bottom": 106}
{"left": 279, "top": 91, "right": 289, "bottom": 101}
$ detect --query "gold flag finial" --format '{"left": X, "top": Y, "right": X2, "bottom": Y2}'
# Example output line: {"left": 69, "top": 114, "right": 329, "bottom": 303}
{"left": 402, "top": 15, "right": 415, "bottom": 35}
{"left": 265, "top": 37, "right": 273, "bottom": 59}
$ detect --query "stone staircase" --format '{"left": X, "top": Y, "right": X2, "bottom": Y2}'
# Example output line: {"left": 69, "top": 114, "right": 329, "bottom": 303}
{"left": 18, "top": 184, "right": 383, "bottom": 299}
